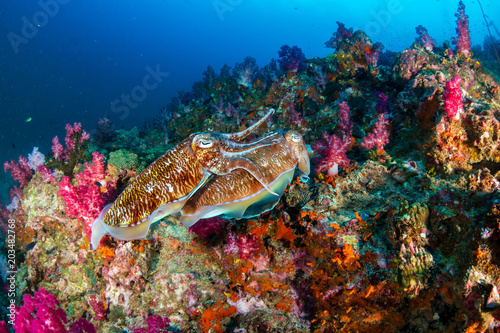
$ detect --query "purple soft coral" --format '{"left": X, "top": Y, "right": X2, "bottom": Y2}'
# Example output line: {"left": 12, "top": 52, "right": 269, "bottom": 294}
{"left": 233, "top": 56, "right": 258, "bottom": 87}
{"left": 133, "top": 315, "right": 171, "bottom": 333}
{"left": 324, "top": 22, "right": 353, "bottom": 49}
{"left": 374, "top": 91, "right": 390, "bottom": 114}
{"left": 415, "top": 25, "right": 437, "bottom": 52}
{"left": 278, "top": 45, "right": 306, "bottom": 73}
{"left": 68, "top": 318, "right": 96, "bottom": 333}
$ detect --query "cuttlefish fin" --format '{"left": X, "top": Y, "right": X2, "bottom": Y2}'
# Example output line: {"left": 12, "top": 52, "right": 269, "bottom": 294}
{"left": 91, "top": 203, "right": 154, "bottom": 250}
{"left": 243, "top": 168, "right": 295, "bottom": 217}
{"left": 222, "top": 108, "right": 274, "bottom": 141}
{"left": 91, "top": 200, "right": 186, "bottom": 250}
{"left": 91, "top": 172, "right": 212, "bottom": 250}
{"left": 216, "top": 157, "right": 279, "bottom": 197}
{"left": 180, "top": 198, "right": 249, "bottom": 228}
{"left": 91, "top": 204, "right": 113, "bottom": 250}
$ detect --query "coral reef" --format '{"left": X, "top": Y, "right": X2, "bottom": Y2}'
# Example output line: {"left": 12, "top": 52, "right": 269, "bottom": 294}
{"left": 2, "top": 3, "right": 500, "bottom": 332}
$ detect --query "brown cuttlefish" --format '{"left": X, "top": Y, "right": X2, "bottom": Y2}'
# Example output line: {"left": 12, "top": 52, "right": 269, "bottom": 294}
{"left": 91, "top": 109, "right": 310, "bottom": 249}
{"left": 91, "top": 109, "right": 278, "bottom": 249}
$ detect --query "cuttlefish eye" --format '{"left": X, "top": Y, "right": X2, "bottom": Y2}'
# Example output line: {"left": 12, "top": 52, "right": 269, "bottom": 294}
{"left": 290, "top": 133, "right": 301, "bottom": 143}
{"left": 198, "top": 138, "right": 214, "bottom": 148}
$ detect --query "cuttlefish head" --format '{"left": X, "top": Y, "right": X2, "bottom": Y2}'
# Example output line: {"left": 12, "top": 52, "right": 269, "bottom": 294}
{"left": 188, "top": 107, "right": 281, "bottom": 196}
{"left": 284, "top": 130, "right": 310, "bottom": 180}
{"left": 189, "top": 132, "right": 280, "bottom": 196}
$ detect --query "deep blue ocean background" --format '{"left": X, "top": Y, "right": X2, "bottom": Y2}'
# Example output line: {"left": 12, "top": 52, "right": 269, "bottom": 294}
{"left": 1, "top": 0, "right": 499, "bottom": 204}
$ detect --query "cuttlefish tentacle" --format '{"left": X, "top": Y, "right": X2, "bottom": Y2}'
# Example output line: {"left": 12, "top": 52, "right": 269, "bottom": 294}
{"left": 221, "top": 108, "right": 274, "bottom": 141}
{"left": 212, "top": 157, "right": 279, "bottom": 197}
{"left": 179, "top": 130, "right": 310, "bottom": 227}
{"left": 91, "top": 108, "right": 275, "bottom": 250}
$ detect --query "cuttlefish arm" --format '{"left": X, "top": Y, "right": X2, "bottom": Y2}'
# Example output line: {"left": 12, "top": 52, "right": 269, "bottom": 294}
{"left": 221, "top": 108, "right": 275, "bottom": 141}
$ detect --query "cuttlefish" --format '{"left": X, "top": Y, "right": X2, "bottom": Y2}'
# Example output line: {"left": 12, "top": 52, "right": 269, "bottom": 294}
{"left": 179, "top": 130, "right": 310, "bottom": 227}
{"left": 91, "top": 108, "right": 278, "bottom": 249}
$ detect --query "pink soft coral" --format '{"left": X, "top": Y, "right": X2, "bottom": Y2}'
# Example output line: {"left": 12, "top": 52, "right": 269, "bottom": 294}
{"left": 65, "top": 122, "right": 90, "bottom": 152}
{"left": 133, "top": 315, "right": 171, "bottom": 333}
{"left": 338, "top": 101, "right": 352, "bottom": 145}
{"left": 4, "top": 156, "right": 33, "bottom": 187}
{"left": 415, "top": 25, "right": 437, "bottom": 52}
{"left": 51, "top": 122, "right": 90, "bottom": 161}
{"left": 454, "top": 1, "right": 471, "bottom": 56}
{"left": 312, "top": 133, "right": 350, "bottom": 176}
{"left": 224, "top": 232, "right": 260, "bottom": 260}
{"left": 14, "top": 288, "right": 96, "bottom": 333}
{"left": 360, "top": 114, "right": 390, "bottom": 151}
{"left": 443, "top": 75, "right": 463, "bottom": 121}
{"left": 14, "top": 288, "right": 68, "bottom": 333}
{"left": 58, "top": 151, "right": 106, "bottom": 237}
{"left": 312, "top": 101, "right": 352, "bottom": 176}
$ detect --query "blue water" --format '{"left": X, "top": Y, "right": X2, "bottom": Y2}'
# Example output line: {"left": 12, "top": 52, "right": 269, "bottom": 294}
{"left": 0, "top": 0, "right": 499, "bottom": 203}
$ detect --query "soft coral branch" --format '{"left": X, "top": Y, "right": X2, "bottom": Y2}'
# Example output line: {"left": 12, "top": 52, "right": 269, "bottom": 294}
{"left": 58, "top": 152, "right": 107, "bottom": 237}
{"left": 312, "top": 101, "right": 352, "bottom": 176}
{"left": 360, "top": 114, "right": 390, "bottom": 151}
{"left": 4, "top": 156, "right": 32, "bottom": 187}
